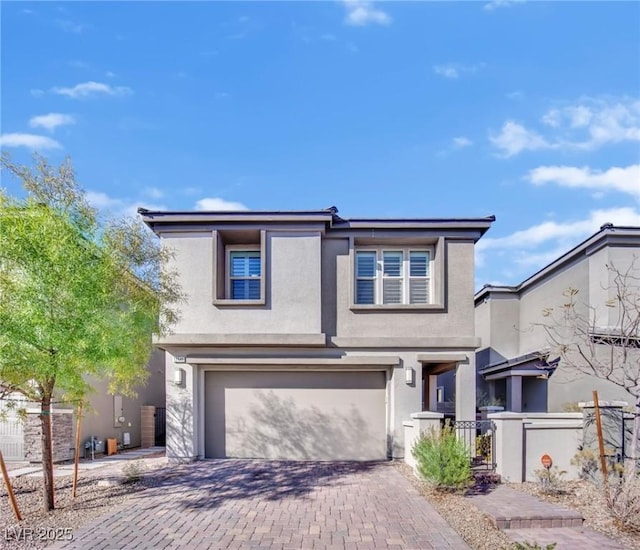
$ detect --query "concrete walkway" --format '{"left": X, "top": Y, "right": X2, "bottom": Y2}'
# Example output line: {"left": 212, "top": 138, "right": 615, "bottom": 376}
{"left": 6, "top": 447, "right": 165, "bottom": 479}
{"left": 50, "top": 460, "right": 470, "bottom": 550}
{"left": 470, "top": 485, "right": 625, "bottom": 549}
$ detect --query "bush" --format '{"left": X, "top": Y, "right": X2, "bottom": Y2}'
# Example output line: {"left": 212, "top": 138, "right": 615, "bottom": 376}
{"left": 604, "top": 466, "right": 640, "bottom": 532}
{"left": 533, "top": 466, "right": 567, "bottom": 495}
{"left": 121, "top": 460, "right": 146, "bottom": 483}
{"left": 513, "top": 542, "right": 557, "bottom": 550}
{"left": 411, "top": 422, "right": 471, "bottom": 491}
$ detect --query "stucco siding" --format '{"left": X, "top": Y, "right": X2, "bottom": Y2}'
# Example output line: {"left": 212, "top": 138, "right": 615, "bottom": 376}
{"left": 334, "top": 240, "right": 475, "bottom": 340}
{"left": 79, "top": 349, "right": 166, "bottom": 450}
{"left": 164, "top": 232, "right": 323, "bottom": 335}
{"left": 518, "top": 260, "right": 589, "bottom": 356}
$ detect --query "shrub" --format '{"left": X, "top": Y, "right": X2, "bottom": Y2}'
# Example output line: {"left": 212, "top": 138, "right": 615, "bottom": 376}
{"left": 513, "top": 542, "right": 557, "bottom": 550}
{"left": 604, "top": 465, "right": 640, "bottom": 532}
{"left": 476, "top": 433, "right": 492, "bottom": 459}
{"left": 411, "top": 422, "right": 471, "bottom": 491}
{"left": 121, "top": 460, "right": 146, "bottom": 483}
{"left": 533, "top": 466, "right": 567, "bottom": 495}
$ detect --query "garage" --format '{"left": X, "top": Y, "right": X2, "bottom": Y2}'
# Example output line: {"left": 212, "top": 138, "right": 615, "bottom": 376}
{"left": 204, "top": 370, "right": 387, "bottom": 461}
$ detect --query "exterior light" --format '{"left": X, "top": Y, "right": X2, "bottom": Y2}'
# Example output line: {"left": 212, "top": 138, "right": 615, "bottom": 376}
{"left": 173, "top": 367, "right": 185, "bottom": 386}
{"left": 405, "top": 366, "right": 415, "bottom": 385}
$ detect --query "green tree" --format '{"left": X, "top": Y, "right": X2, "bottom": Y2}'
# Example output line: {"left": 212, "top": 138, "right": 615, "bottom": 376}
{"left": 0, "top": 154, "right": 182, "bottom": 511}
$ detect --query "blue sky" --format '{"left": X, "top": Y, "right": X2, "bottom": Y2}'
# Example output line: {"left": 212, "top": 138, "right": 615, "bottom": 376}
{"left": 2, "top": 0, "right": 639, "bottom": 289}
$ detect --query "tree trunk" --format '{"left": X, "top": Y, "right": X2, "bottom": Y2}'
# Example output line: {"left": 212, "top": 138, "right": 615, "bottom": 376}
{"left": 633, "top": 395, "right": 640, "bottom": 463}
{"left": 40, "top": 392, "right": 55, "bottom": 511}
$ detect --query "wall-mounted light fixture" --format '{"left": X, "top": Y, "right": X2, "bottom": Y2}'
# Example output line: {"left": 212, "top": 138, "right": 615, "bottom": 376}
{"left": 173, "top": 367, "right": 185, "bottom": 386}
{"left": 405, "top": 366, "right": 415, "bottom": 385}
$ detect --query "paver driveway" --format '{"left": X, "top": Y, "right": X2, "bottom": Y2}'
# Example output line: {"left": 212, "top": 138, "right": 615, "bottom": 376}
{"left": 52, "top": 460, "right": 469, "bottom": 550}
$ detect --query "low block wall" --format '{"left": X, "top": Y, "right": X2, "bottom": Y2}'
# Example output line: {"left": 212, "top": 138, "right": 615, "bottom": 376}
{"left": 403, "top": 412, "right": 444, "bottom": 473}
{"left": 490, "top": 412, "right": 583, "bottom": 483}
{"left": 24, "top": 409, "right": 74, "bottom": 463}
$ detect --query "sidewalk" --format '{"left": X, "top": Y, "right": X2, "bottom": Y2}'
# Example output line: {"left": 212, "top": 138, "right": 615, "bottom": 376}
{"left": 470, "top": 485, "right": 626, "bottom": 549}
{"left": 5, "top": 446, "right": 165, "bottom": 479}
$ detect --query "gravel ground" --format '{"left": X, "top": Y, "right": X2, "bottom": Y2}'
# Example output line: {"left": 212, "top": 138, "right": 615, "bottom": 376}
{"left": 396, "top": 461, "right": 640, "bottom": 550}
{"left": 395, "top": 462, "right": 514, "bottom": 550}
{"left": 511, "top": 479, "right": 640, "bottom": 550}
{"left": 0, "top": 456, "right": 169, "bottom": 550}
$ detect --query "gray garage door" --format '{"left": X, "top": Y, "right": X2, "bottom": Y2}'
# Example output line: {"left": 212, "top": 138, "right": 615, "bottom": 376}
{"left": 204, "top": 370, "right": 387, "bottom": 461}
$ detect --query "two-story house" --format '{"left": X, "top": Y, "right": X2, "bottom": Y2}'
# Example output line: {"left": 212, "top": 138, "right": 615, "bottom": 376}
{"left": 472, "top": 224, "right": 640, "bottom": 413}
{"left": 140, "top": 207, "right": 494, "bottom": 461}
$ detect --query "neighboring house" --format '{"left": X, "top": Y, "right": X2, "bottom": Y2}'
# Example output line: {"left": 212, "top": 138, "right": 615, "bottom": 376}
{"left": 468, "top": 224, "right": 640, "bottom": 413}
{"left": 0, "top": 350, "right": 165, "bottom": 461}
{"left": 140, "top": 207, "right": 494, "bottom": 461}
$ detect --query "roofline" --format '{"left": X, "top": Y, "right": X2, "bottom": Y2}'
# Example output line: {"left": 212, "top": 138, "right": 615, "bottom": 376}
{"left": 139, "top": 207, "right": 495, "bottom": 236}
{"left": 479, "top": 349, "right": 549, "bottom": 375}
{"left": 475, "top": 224, "right": 640, "bottom": 304}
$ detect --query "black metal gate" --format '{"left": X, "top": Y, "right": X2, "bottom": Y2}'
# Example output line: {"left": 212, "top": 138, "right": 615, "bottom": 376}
{"left": 453, "top": 420, "right": 496, "bottom": 471}
{"left": 154, "top": 407, "right": 166, "bottom": 447}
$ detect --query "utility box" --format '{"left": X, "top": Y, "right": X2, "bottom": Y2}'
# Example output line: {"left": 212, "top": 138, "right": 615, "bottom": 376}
{"left": 106, "top": 438, "right": 117, "bottom": 456}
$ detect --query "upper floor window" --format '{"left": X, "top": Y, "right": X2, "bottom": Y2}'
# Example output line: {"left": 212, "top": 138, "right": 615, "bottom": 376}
{"left": 227, "top": 248, "right": 261, "bottom": 300}
{"left": 355, "top": 248, "right": 431, "bottom": 305}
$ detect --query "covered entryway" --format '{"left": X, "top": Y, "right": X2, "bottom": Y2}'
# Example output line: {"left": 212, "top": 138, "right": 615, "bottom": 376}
{"left": 204, "top": 370, "right": 387, "bottom": 461}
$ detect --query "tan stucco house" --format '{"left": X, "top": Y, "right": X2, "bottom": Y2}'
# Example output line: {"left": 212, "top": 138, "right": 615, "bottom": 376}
{"left": 472, "top": 224, "right": 640, "bottom": 413}
{"left": 140, "top": 207, "right": 494, "bottom": 461}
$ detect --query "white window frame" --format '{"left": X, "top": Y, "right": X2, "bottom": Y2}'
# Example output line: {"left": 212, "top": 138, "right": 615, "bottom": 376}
{"left": 354, "top": 247, "right": 433, "bottom": 306}
{"left": 225, "top": 245, "right": 262, "bottom": 300}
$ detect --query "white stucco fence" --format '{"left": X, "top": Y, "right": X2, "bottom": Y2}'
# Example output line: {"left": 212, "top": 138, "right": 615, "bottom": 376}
{"left": 403, "top": 410, "right": 584, "bottom": 483}
{"left": 490, "top": 412, "right": 583, "bottom": 482}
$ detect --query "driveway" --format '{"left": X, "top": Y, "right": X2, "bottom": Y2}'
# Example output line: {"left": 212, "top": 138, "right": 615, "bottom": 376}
{"left": 51, "top": 460, "right": 469, "bottom": 549}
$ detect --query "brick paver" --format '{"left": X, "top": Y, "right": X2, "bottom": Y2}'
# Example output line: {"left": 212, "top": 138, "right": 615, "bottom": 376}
{"left": 469, "top": 485, "right": 583, "bottom": 529}
{"left": 469, "top": 485, "right": 625, "bottom": 549}
{"left": 50, "top": 460, "right": 470, "bottom": 549}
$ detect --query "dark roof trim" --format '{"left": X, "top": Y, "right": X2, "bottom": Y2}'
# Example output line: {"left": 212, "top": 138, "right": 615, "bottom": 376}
{"left": 475, "top": 225, "right": 640, "bottom": 304}
{"left": 139, "top": 207, "right": 495, "bottom": 237}
{"left": 479, "top": 349, "right": 548, "bottom": 375}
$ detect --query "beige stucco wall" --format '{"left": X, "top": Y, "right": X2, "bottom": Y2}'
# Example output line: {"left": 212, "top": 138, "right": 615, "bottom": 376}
{"left": 164, "top": 231, "right": 322, "bottom": 335}
{"left": 160, "top": 227, "right": 483, "bottom": 461}
{"left": 476, "top": 295, "right": 520, "bottom": 359}
{"left": 79, "top": 349, "right": 166, "bottom": 450}
{"left": 482, "top": 243, "right": 639, "bottom": 412}
{"left": 518, "top": 259, "right": 589, "bottom": 356}
{"left": 333, "top": 239, "right": 476, "bottom": 340}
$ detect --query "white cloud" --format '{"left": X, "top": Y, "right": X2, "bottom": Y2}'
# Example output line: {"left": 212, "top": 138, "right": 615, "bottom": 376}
{"left": 105, "top": 71, "right": 117, "bottom": 78}
{"left": 194, "top": 198, "right": 248, "bottom": 211}
{"left": 29, "top": 113, "right": 76, "bottom": 132}
{"left": 342, "top": 0, "right": 391, "bottom": 26}
{"left": 478, "top": 207, "right": 640, "bottom": 253}
{"left": 433, "top": 65, "right": 459, "bottom": 79}
{"left": 30, "top": 89, "right": 45, "bottom": 98}
{"left": 527, "top": 164, "right": 640, "bottom": 199}
{"left": 495, "top": 97, "right": 640, "bottom": 157}
{"left": 433, "top": 63, "right": 485, "bottom": 79}
{"left": 484, "top": 0, "right": 525, "bottom": 11}
{"left": 489, "top": 121, "right": 553, "bottom": 157}
{"left": 86, "top": 190, "right": 166, "bottom": 218}
{"left": 54, "top": 19, "right": 90, "bottom": 34}
{"left": 52, "top": 81, "right": 133, "bottom": 99}
{"left": 506, "top": 91, "right": 524, "bottom": 100}
{"left": 452, "top": 136, "right": 473, "bottom": 148}
{"left": 144, "top": 187, "right": 165, "bottom": 200}
{"left": 0, "top": 133, "right": 62, "bottom": 150}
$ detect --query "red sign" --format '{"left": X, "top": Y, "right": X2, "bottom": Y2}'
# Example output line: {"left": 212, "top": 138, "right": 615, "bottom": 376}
{"left": 541, "top": 454, "right": 553, "bottom": 469}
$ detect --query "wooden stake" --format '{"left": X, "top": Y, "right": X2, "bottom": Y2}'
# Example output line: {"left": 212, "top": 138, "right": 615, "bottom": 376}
{"left": 593, "top": 390, "right": 609, "bottom": 479}
{"left": 72, "top": 402, "right": 83, "bottom": 498}
{"left": 0, "top": 450, "right": 23, "bottom": 521}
